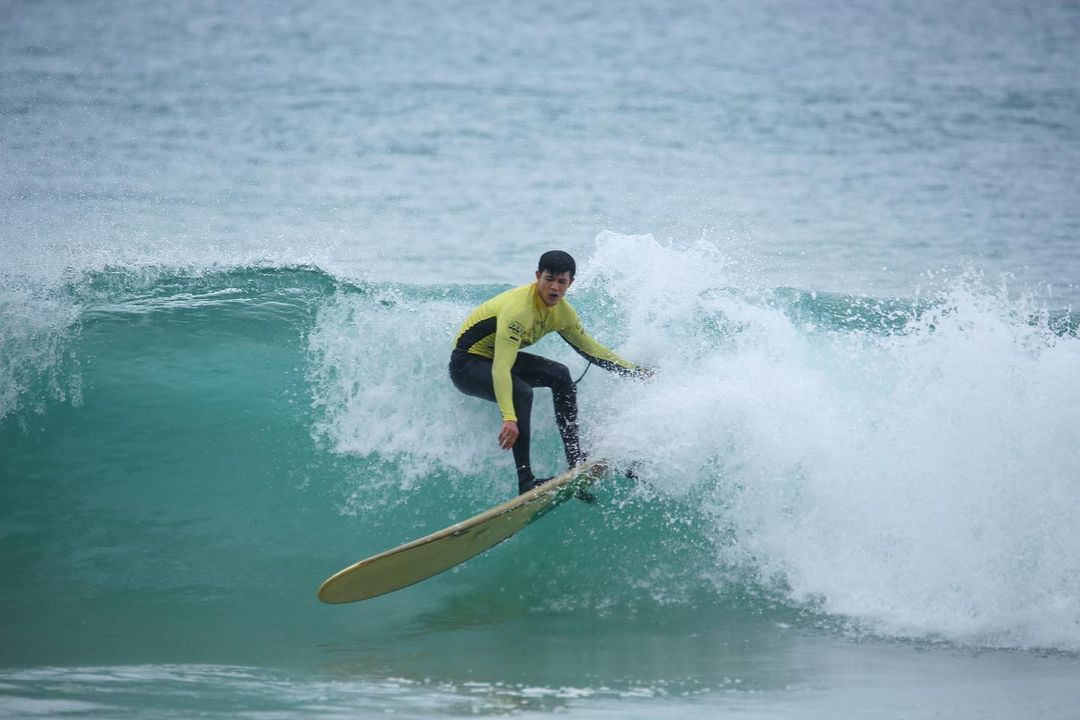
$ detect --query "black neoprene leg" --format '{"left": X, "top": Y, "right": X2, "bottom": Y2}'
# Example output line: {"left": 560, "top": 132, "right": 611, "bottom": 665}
{"left": 449, "top": 351, "right": 584, "bottom": 484}
{"left": 449, "top": 352, "right": 536, "bottom": 483}
{"left": 510, "top": 353, "right": 583, "bottom": 467}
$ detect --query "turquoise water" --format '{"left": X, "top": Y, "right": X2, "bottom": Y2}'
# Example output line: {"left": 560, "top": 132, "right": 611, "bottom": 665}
{"left": 3, "top": 262, "right": 1079, "bottom": 716}
{"left": 3, "top": 1, "right": 1080, "bottom": 717}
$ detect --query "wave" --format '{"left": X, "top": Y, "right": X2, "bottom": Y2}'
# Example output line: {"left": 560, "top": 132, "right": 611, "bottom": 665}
{"left": 2, "top": 235, "right": 1079, "bottom": 655}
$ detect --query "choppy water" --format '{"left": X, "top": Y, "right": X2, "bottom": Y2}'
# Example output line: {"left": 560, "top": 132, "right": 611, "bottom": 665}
{"left": 2, "top": 0, "right": 1079, "bottom": 717}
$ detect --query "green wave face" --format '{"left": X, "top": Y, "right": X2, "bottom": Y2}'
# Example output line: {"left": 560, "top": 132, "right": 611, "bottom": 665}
{"left": 0, "top": 266, "right": 733, "bottom": 668}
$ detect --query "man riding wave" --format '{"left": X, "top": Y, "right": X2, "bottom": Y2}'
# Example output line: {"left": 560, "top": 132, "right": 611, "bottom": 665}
{"left": 450, "top": 250, "right": 652, "bottom": 494}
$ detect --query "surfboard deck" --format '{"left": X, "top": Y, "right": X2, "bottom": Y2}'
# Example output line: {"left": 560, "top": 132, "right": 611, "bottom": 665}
{"left": 317, "top": 460, "right": 605, "bottom": 604}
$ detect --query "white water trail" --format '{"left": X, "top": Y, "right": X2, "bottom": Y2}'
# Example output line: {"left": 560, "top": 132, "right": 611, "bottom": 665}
{"left": 307, "top": 231, "right": 1080, "bottom": 650}
{"left": 584, "top": 232, "right": 1080, "bottom": 651}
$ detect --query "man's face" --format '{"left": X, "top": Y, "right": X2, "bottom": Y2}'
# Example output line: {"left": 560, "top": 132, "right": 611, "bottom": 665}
{"left": 535, "top": 270, "right": 574, "bottom": 307}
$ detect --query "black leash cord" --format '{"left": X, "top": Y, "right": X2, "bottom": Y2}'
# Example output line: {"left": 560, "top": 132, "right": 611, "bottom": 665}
{"left": 574, "top": 362, "right": 592, "bottom": 386}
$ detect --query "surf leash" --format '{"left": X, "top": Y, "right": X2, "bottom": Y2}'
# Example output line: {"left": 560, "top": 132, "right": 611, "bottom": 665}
{"left": 573, "top": 361, "right": 592, "bottom": 386}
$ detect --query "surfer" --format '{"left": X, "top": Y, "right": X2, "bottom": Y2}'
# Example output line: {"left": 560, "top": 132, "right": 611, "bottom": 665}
{"left": 450, "top": 250, "right": 652, "bottom": 495}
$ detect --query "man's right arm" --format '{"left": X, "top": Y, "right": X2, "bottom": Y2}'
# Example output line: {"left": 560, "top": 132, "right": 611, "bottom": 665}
{"left": 491, "top": 309, "right": 525, "bottom": 422}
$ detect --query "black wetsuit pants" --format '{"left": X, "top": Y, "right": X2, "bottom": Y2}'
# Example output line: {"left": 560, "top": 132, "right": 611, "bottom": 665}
{"left": 449, "top": 350, "right": 583, "bottom": 484}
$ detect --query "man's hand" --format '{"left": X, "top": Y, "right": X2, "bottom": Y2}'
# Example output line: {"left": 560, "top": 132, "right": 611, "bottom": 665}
{"left": 498, "top": 420, "right": 519, "bottom": 449}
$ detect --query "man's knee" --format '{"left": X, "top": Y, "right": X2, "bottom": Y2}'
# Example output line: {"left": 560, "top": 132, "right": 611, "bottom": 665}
{"left": 548, "top": 361, "right": 573, "bottom": 390}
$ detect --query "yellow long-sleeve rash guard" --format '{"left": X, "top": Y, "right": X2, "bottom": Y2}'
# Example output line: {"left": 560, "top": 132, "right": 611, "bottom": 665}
{"left": 453, "top": 283, "right": 641, "bottom": 422}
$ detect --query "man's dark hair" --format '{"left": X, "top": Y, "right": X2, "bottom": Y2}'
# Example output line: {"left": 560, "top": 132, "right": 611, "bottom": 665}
{"left": 537, "top": 250, "right": 576, "bottom": 278}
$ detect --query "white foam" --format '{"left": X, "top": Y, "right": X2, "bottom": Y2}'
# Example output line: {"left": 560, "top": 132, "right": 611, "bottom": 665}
{"left": 0, "top": 274, "right": 83, "bottom": 420}
{"left": 306, "top": 230, "right": 1080, "bottom": 650}
{"left": 307, "top": 284, "right": 502, "bottom": 498}
{"left": 582, "top": 233, "right": 1080, "bottom": 651}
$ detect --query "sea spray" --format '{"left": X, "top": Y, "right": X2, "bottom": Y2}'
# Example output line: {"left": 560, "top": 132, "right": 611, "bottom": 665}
{"left": 302, "top": 231, "right": 1080, "bottom": 648}
{"left": 580, "top": 234, "right": 1080, "bottom": 650}
{"left": 306, "top": 283, "right": 497, "bottom": 490}
{"left": 0, "top": 273, "right": 84, "bottom": 421}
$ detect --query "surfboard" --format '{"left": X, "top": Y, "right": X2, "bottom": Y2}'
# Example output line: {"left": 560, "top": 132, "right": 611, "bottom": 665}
{"left": 317, "top": 460, "right": 605, "bottom": 604}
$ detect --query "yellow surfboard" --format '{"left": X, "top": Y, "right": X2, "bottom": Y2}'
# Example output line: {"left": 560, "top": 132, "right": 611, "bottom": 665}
{"left": 318, "top": 461, "right": 604, "bottom": 604}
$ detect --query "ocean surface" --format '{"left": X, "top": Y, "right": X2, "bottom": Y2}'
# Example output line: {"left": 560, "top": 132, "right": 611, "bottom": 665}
{"left": 2, "top": 1, "right": 1079, "bottom": 717}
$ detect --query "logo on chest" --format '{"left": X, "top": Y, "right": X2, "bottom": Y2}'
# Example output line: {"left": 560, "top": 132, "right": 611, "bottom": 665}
{"left": 507, "top": 320, "right": 526, "bottom": 343}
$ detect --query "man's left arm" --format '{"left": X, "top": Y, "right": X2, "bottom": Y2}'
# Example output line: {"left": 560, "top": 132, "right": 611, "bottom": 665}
{"left": 558, "top": 310, "right": 652, "bottom": 378}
